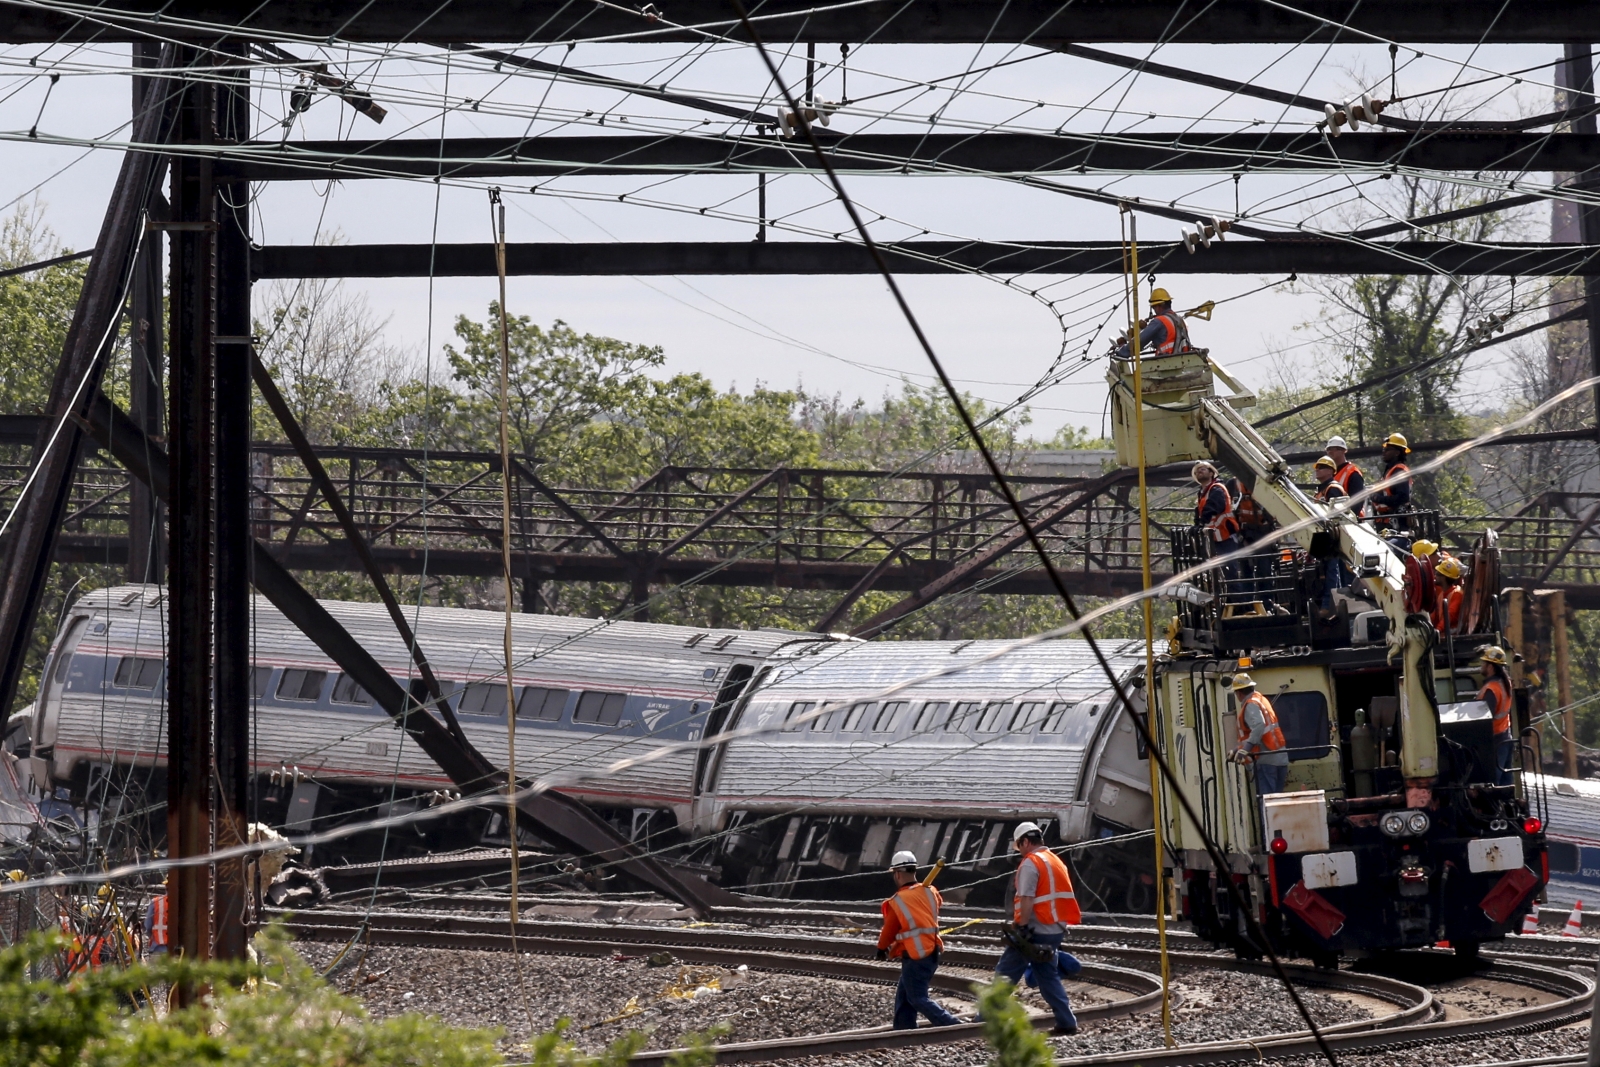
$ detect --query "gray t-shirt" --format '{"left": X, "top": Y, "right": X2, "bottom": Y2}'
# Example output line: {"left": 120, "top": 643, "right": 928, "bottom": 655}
{"left": 1241, "top": 697, "right": 1290, "bottom": 767}
{"left": 1016, "top": 856, "right": 1067, "bottom": 935}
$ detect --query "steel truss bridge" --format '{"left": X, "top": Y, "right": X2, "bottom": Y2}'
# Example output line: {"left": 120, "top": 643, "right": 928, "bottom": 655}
{"left": 24, "top": 438, "right": 1600, "bottom": 633}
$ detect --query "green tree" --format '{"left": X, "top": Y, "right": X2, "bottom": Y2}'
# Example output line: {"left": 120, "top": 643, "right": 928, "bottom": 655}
{"left": 0, "top": 201, "right": 88, "bottom": 414}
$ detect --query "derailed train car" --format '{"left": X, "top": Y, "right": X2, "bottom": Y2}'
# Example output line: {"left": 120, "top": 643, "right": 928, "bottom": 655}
{"left": 22, "top": 584, "right": 1152, "bottom": 904}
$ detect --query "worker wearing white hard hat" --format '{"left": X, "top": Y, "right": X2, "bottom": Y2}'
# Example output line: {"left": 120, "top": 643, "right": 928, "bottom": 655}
{"left": 1323, "top": 436, "right": 1365, "bottom": 516}
{"left": 876, "top": 850, "right": 959, "bottom": 1029}
{"left": 989, "top": 823, "right": 1082, "bottom": 1035}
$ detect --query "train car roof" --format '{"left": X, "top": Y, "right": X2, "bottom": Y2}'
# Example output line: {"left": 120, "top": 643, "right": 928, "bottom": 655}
{"left": 757, "top": 634, "right": 1144, "bottom": 704}
{"left": 68, "top": 584, "right": 824, "bottom": 694}
{"left": 1530, "top": 774, "right": 1600, "bottom": 847}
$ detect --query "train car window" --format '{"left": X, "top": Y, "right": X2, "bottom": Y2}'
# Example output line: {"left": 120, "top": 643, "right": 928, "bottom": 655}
{"left": 976, "top": 702, "right": 1012, "bottom": 732}
{"left": 1010, "top": 702, "right": 1046, "bottom": 732}
{"left": 457, "top": 682, "right": 508, "bottom": 716}
{"left": 113, "top": 656, "right": 164, "bottom": 690}
{"left": 841, "top": 702, "right": 874, "bottom": 731}
{"left": 250, "top": 667, "right": 273, "bottom": 699}
{"left": 276, "top": 669, "right": 327, "bottom": 702}
{"left": 1274, "top": 692, "right": 1332, "bottom": 761}
{"left": 574, "top": 690, "right": 627, "bottom": 726}
{"left": 947, "top": 701, "right": 982, "bottom": 730}
{"left": 873, "top": 701, "right": 908, "bottom": 732}
{"left": 55, "top": 645, "right": 77, "bottom": 684}
{"left": 330, "top": 673, "right": 374, "bottom": 706}
{"left": 784, "top": 701, "right": 814, "bottom": 731}
{"left": 810, "top": 702, "right": 842, "bottom": 731}
{"left": 1040, "top": 702, "right": 1072, "bottom": 733}
{"left": 517, "top": 687, "right": 568, "bottom": 721}
{"left": 912, "top": 702, "right": 950, "bottom": 732}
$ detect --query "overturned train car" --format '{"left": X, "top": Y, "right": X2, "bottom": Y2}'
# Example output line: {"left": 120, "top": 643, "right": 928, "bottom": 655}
{"left": 22, "top": 585, "right": 1151, "bottom": 905}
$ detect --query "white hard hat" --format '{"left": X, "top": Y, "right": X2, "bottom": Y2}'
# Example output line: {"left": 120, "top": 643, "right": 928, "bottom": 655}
{"left": 890, "top": 850, "right": 919, "bottom": 869}
{"left": 1325, "top": 435, "right": 1347, "bottom": 450}
{"left": 1013, "top": 821, "right": 1043, "bottom": 843}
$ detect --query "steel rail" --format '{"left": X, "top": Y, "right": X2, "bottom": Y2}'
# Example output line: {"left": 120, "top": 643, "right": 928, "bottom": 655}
{"left": 275, "top": 910, "right": 1446, "bottom": 1066}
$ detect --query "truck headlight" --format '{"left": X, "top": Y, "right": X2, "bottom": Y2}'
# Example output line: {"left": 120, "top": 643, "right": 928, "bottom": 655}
{"left": 1380, "top": 812, "right": 1407, "bottom": 838}
{"left": 1406, "top": 811, "right": 1431, "bottom": 836}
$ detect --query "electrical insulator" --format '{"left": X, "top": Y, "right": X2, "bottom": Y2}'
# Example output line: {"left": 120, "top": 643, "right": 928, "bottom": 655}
{"left": 1323, "top": 102, "right": 1347, "bottom": 136}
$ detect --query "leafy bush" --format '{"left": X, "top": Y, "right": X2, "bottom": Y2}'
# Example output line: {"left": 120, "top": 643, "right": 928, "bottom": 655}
{"left": 975, "top": 980, "right": 1055, "bottom": 1067}
{"left": 0, "top": 921, "right": 738, "bottom": 1067}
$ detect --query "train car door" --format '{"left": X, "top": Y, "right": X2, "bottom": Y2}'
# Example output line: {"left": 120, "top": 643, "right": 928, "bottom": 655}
{"left": 690, "top": 663, "right": 762, "bottom": 832}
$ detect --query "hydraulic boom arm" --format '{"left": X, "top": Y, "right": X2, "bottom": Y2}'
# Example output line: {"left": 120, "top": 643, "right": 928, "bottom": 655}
{"left": 1109, "top": 350, "right": 1437, "bottom": 784}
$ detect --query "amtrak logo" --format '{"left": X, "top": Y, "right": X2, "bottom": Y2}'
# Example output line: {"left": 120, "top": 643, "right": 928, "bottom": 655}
{"left": 640, "top": 706, "right": 671, "bottom": 730}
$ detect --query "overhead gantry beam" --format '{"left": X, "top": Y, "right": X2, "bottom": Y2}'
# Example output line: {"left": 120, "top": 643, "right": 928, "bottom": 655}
{"left": 255, "top": 240, "right": 1600, "bottom": 278}
{"left": 222, "top": 133, "right": 1600, "bottom": 181}
{"left": 2, "top": 2, "right": 1598, "bottom": 43}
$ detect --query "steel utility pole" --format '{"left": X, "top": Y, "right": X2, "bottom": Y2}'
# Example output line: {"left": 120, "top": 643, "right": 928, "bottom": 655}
{"left": 167, "top": 48, "right": 216, "bottom": 981}
{"left": 1564, "top": 45, "right": 1600, "bottom": 439}
{"left": 128, "top": 40, "right": 165, "bottom": 586}
{"left": 213, "top": 41, "right": 253, "bottom": 964}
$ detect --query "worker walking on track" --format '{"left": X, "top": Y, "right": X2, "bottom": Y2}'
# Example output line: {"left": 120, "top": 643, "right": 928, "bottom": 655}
{"left": 1478, "top": 646, "right": 1516, "bottom": 785}
{"left": 1228, "top": 674, "right": 1289, "bottom": 821}
{"left": 876, "top": 850, "right": 959, "bottom": 1030}
{"left": 1114, "top": 287, "right": 1191, "bottom": 358}
{"left": 993, "top": 822, "right": 1081, "bottom": 1035}
{"left": 1370, "top": 433, "right": 1413, "bottom": 531}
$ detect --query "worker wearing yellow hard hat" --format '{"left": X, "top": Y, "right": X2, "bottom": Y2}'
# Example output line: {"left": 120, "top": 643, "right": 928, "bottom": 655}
{"left": 1114, "top": 284, "right": 1191, "bottom": 359}
{"left": 1477, "top": 645, "right": 1514, "bottom": 784}
{"left": 1369, "top": 430, "right": 1413, "bottom": 532}
{"left": 1432, "top": 555, "right": 1464, "bottom": 635}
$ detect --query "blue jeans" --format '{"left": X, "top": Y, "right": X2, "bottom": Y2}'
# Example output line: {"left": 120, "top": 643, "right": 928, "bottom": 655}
{"left": 1495, "top": 734, "right": 1515, "bottom": 786}
{"left": 1025, "top": 951, "right": 1082, "bottom": 987}
{"left": 1321, "top": 556, "right": 1346, "bottom": 610}
{"left": 894, "top": 952, "right": 959, "bottom": 1029}
{"left": 995, "top": 931, "right": 1077, "bottom": 1030}
{"left": 1255, "top": 760, "right": 1289, "bottom": 829}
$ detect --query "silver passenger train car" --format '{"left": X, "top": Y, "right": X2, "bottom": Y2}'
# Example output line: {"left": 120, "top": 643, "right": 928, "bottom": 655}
{"left": 24, "top": 584, "right": 1152, "bottom": 904}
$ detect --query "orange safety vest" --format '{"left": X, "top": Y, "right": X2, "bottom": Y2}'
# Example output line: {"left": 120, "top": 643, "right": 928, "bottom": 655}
{"left": 1014, "top": 848, "right": 1082, "bottom": 927}
{"left": 1233, "top": 486, "right": 1270, "bottom": 531}
{"left": 884, "top": 884, "right": 943, "bottom": 960}
{"left": 1481, "top": 674, "right": 1513, "bottom": 737}
{"left": 1236, "top": 691, "right": 1287, "bottom": 755}
{"left": 1374, "top": 462, "right": 1411, "bottom": 514}
{"left": 1150, "top": 312, "right": 1190, "bottom": 355}
{"left": 149, "top": 894, "right": 168, "bottom": 950}
{"left": 1314, "top": 480, "right": 1346, "bottom": 504}
{"left": 1196, "top": 480, "right": 1239, "bottom": 542}
{"left": 1432, "top": 585, "right": 1463, "bottom": 635}
{"left": 1331, "top": 462, "right": 1364, "bottom": 517}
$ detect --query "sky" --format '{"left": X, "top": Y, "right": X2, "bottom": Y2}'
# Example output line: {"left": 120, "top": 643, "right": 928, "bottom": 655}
{"left": 0, "top": 34, "right": 1569, "bottom": 442}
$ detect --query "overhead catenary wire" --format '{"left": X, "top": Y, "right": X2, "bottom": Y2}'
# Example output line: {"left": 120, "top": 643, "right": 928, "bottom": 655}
{"left": 723, "top": 3, "right": 1341, "bottom": 1061}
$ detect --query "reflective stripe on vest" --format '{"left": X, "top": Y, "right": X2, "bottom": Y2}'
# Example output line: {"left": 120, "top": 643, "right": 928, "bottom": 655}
{"left": 1236, "top": 692, "right": 1287, "bottom": 753}
{"left": 1375, "top": 462, "right": 1411, "bottom": 513}
{"left": 1481, "top": 675, "right": 1514, "bottom": 737}
{"left": 889, "top": 885, "right": 941, "bottom": 960}
{"left": 1151, "top": 312, "right": 1190, "bottom": 355}
{"left": 1315, "top": 480, "right": 1346, "bottom": 504}
{"left": 1433, "top": 586, "right": 1462, "bottom": 635}
{"left": 1331, "top": 463, "right": 1364, "bottom": 516}
{"left": 150, "top": 895, "right": 168, "bottom": 947}
{"left": 1197, "top": 481, "right": 1238, "bottom": 542}
{"left": 1015, "top": 849, "right": 1082, "bottom": 927}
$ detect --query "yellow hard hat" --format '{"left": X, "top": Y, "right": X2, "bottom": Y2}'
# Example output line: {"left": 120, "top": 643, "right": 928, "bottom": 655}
{"left": 1435, "top": 555, "right": 1464, "bottom": 580}
{"left": 1149, "top": 287, "right": 1172, "bottom": 305}
{"left": 1410, "top": 539, "right": 1438, "bottom": 559}
{"left": 1229, "top": 673, "right": 1255, "bottom": 691}
{"left": 1315, "top": 455, "right": 1337, "bottom": 470}
{"left": 1480, "top": 645, "right": 1507, "bottom": 665}
{"left": 1383, "top": 432, "right": 1410, "bottom": 452}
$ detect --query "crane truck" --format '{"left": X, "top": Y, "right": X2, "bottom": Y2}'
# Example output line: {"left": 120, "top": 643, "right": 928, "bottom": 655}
{"left": 1109, "top": 343, "right": 1545, "bottom": 962}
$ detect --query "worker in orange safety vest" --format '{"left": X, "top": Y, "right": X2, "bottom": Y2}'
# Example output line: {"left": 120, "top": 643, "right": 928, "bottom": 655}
{"left": 1479, "top": 646, "right": 1516, "bottom": 785}
{"left": 145, "top": 881, "right": 168, "bottom": 956}
{"left": 1114, "top": 287, "right": 1192, "bottom": 358}
{"left": 876, "top": 850, "right": 959, "bottom": 1030}
{"left": 1432, "top": 555, "right": 1465, "bottom": 636}
{"left": 1229, "top": 673, "right": 1289, "bottom": 827}
{"left": 992, "top": 823, "right": 1082, "bottom": 1035}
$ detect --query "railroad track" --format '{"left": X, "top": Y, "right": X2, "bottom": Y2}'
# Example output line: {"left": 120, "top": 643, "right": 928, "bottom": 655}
{"left": 273, "top": 909, "right": 1592, "bottom": 1066}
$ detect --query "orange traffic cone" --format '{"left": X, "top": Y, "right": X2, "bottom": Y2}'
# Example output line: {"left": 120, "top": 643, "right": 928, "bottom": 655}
{"left": 1563, "top": 901, "right": 1584, "bottom": 938}
{"left": 1520, "top": 906, "right": 1539, "bottom": 935}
